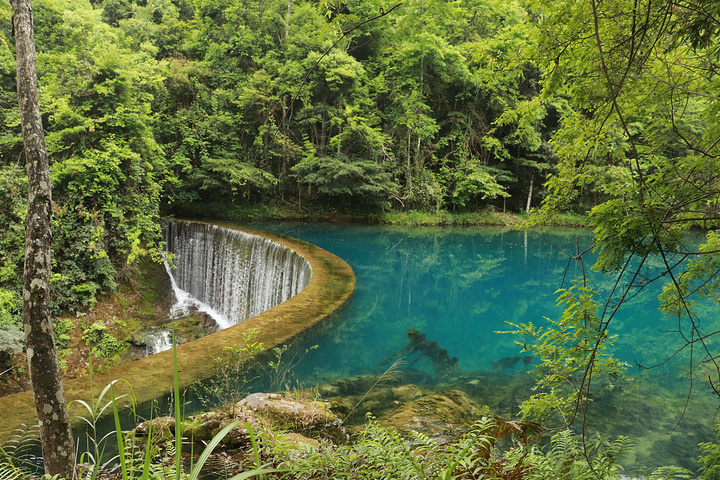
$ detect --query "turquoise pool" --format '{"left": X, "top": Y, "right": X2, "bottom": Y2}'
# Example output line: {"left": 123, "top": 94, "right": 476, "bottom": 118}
{"left": 246, "top": 223, "right": 719, "bottom": 472}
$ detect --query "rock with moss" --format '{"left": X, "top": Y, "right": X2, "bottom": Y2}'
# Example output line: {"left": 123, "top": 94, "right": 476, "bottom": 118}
{"left": 238, "top": 392, "right": 338, "bottom": 432}
{"left": 143, "top": 393, "right": 344, "bottom": 447}
{"left": 133, "top": 416, "right": 177, "bottom": 442}
{"left": 317, "top": 374, "right": 383, "bottom": 397}
{"left": 274, "top": 432, "right": 321, "bottom": 450}
{"left": 324, "top": 382, "right": 426, "bottom": 426}
{"left": 377, "top": 390, "right": 491, "bottom": 441}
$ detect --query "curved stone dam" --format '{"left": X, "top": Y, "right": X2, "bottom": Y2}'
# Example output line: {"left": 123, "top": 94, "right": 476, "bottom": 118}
{"left": 0, "top": 220, "right": 355, "bottom": 440}
{"left": 164, "top": 221, "right": 312, "bottom": 329}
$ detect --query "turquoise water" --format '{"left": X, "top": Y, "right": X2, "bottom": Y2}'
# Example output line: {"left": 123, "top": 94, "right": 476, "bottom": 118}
{"left": 258, "top": 225, "right": 578, "bottom": 375}
{"left": 245, "top": 222, "right": 720, "bottom": 471}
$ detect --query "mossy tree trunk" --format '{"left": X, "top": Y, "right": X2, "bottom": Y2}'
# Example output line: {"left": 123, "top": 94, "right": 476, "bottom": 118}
{"left": 11, "top": 0, "right": 77, "bottom": 477}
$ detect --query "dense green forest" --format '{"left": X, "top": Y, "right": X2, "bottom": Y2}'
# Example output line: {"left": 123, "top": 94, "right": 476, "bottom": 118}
{"left": 3, "top": 0, "right": 720, "bottom": 476}
{"left": 0, "top": 0, "right": 558, "bottom": 351}
{"left": 2, "top": 0, "right": 720, "bottom": 445}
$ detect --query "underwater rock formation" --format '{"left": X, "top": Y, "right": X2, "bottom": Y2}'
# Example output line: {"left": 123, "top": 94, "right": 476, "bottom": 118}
{"left": 490, "top": 355, "right": 534, "bottom": 374}
{"left": 377, "top": 390, "right": 489, "bottom": 441}
{"left": 383, "top": 328, "right": 461, "bottom": 379}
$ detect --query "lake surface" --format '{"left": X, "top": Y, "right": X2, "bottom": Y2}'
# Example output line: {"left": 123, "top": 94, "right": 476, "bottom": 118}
{"left": 245, "top": 222, "right": 720, "bottom": 472}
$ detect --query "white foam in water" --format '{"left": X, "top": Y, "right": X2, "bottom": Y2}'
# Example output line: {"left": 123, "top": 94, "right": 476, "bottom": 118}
{"left": 162, "top": 222, "right": 312, "bottom": 329}
{"left": 145, "top": 330, "right": 173, "bottom": 355}
{"left": 162, "top": 255, "right": 232, "bottom": 329}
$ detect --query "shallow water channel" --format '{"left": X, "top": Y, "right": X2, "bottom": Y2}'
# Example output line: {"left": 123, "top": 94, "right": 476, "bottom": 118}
{"left": 243, "top": 222, "right": 719, "bottom": 473}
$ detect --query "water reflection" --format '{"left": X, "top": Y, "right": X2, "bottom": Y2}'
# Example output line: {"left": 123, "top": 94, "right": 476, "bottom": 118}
{"left": 245, "top": 223, "right": 718, "bottom": 471}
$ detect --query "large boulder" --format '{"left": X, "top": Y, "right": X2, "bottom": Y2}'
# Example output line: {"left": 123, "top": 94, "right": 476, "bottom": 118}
{"left": 133, "top": 416, "right": 177, "bottom": 442}
{"left": 135, "top": 393, "right": 343, "bottom": 447}
{"left": 237, "top": 392, "right": 337, "bottom": 431}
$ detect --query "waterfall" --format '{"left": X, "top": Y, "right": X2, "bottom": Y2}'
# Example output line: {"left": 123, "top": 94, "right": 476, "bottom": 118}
{"left": 162, "top": 221, "right": 312, "bottom": 329}
{"left": 145, "top": 330, "right": 173, "bottom": 355}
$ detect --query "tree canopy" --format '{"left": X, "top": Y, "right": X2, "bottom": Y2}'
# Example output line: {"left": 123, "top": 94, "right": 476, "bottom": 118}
{"left": 506, "top": 0, "right": 720, "bottom": 429}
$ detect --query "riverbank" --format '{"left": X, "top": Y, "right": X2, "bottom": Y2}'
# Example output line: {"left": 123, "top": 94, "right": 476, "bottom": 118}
{"left": 167, "top": 202, "right": 590, "bottom": 227}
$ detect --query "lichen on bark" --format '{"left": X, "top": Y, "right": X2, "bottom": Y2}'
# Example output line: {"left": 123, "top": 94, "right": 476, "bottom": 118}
{"left": 11, "top": 0, "right": 77, "bottom": 477}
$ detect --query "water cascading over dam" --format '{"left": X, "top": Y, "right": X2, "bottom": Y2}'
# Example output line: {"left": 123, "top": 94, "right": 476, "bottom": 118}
{"left": 0, "top": 221, "right": 354, "bottom": 440}
{"left": 163, "top": 221, "right": 312, "bottom": 329}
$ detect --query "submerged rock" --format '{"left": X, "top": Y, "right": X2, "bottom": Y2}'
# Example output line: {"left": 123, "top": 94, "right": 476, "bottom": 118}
{"left": 323, "top": 382, "right": 427, "bottom": 426}
{"left": 317, "top": 375, "right": 382, "bottom": 397}
{"left": 377, "top": 390, "right": 490, "bottom": 441}
{"left": 391, "top": 383, "right": 423, "bottom": 403}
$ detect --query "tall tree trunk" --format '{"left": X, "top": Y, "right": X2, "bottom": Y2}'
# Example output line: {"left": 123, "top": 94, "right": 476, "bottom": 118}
{"left": 285, "top": 0, "right": 291, "bottom": 38}
{"left": 525, "top": 176, "right": 534, "bottom": 214}
{"left": 12, "top": 0, "right": 77, "bottom": 478}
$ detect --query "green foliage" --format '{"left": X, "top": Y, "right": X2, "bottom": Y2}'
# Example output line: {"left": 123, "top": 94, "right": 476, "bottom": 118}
{"left": 0, "top": 167, "right": 25, "bottom": 342}
{"left": 522, "top": 0, "right": 720, "bottom": 417}
{"left": 0, "top": 286, "right": 23, "bottom": 366}
{"left": 292, "top": 153, "right": 395, "bottom": 209}
{"left": 63, "top": 343, "right": 282, "bottom": 480}
{"left": 0, "top": 0, "right": 558, "bottom": 318}
{"left": 441, "top": 163, "right": 510, "bottom": 208}
{"left": 251, "top": 416, "right": 635, "bottom": 480}
{"left": 52, "top": 318, "right": 75, "bottom": 351}
{"left": 524, "top": 430, "right": 633, "bottom": 480}
{"left": 82, "top": 322, "right": 125, "bottom": 359}
{"left": 698, "top": 431, "right": 720, "bottom": 480}
{"left": 508, "top": 283, "right": 628, "bottom": 424}
{"left": 193, "top": 329, "right": 265, "bottom": 410}
{"left": 645, "top": 424, "right": 720, "bottom": 479}
{"left": 0, "top": 324, "right": 23, "bottom": 359}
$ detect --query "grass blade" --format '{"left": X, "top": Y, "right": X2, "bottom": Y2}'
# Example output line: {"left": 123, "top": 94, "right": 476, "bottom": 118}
{"left": 246, "top": 422, "right": 261, "bottom": 471}
{"left": 228, "top": 468, "right": 286, "bottom": 480}
{"left": 188, "top": 420, "right": 242, "bottom": 480}
{"left": 141, "top": 399, "right": 154, "bottom": 480}
{"left": 173, "top": 334, "right": 182, "bottom": 480}
{"left": 109, "top": 378, "right": 129, "bottom": 480}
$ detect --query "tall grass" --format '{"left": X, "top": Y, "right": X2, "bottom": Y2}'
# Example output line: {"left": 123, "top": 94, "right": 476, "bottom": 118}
{"left": 0, "top": 338, "right": 285, "bottom": 480}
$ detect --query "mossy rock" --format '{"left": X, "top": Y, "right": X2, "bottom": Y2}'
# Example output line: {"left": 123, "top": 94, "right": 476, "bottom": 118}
{"left": 134, "top": 416, "right": 177, "bottom": 442}
{"left": 164, "top": 410, "right": 253, "bottom": 447}
{"left": 178, "top": 393, "right": 344, "bottom": 447}
{"left": 377, "top": 390, "right": 491, "bottom": 441}
{"left": 323, "top": 383, "right": 426, "bottom": 426}
{"left": 238, "top": 392, "right": 337, "bottom": 432}
{"left": 274, "top": 432, "right": 321, "bottom": 450}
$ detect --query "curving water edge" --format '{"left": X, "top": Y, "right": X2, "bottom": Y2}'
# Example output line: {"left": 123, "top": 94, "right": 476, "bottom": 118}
{"left": 163, "top": 221, "right": 312, "bottom": 330}
{"left": 0, "top": 221, "right": 355, "bottom": 441}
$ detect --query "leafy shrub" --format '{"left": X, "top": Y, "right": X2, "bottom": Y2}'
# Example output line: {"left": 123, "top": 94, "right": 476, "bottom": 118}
{"left": 81, "top": 322, "right": 125, "bottom": 358}
{"left": 193, "top": 329, "right": 264, "bottom": 411}
{"left": 255, "top": 416, "right": 634, "bottom": 480}
{"left": 52, "top": 318, "right": 75, "bottom": 351}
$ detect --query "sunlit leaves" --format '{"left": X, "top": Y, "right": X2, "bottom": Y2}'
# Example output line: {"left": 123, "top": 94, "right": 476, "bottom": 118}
{"left": 511, "top": 283, "right": 628, "bottom": 424}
